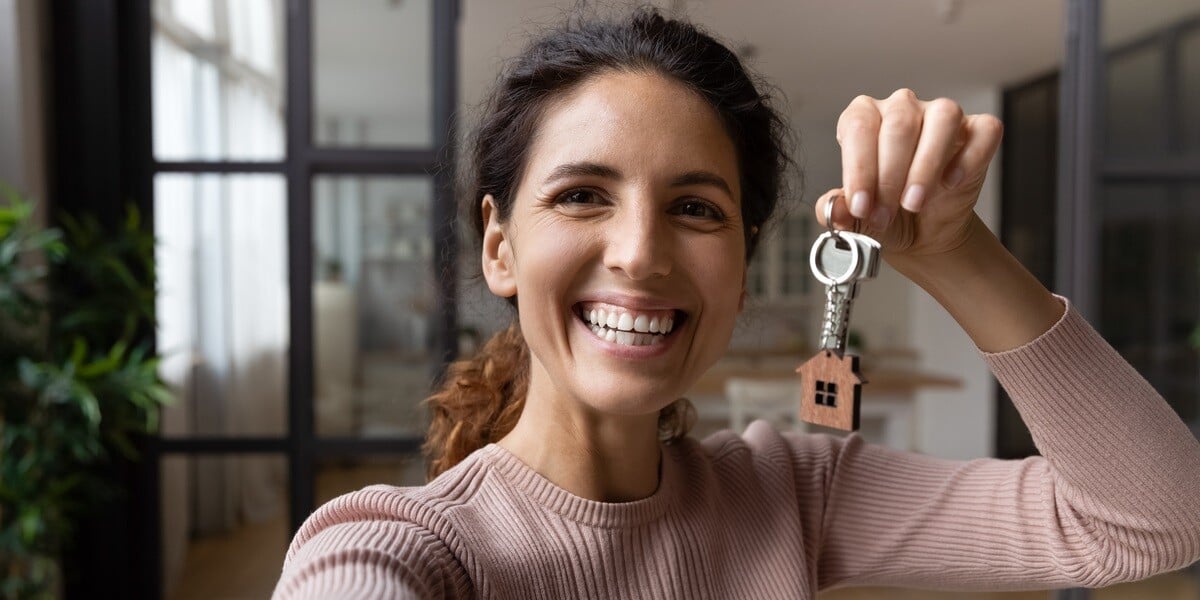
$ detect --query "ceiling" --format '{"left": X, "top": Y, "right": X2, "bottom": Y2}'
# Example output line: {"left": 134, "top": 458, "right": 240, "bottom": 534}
{"left": 459, "top": 0, "right": 1200, "bottom": 126}
{"left": 313, "top": 0, "right": 1200, "bottom": 145}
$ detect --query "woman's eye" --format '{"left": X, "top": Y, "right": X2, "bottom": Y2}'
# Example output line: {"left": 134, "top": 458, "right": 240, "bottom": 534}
{"left": 557, "top": 189, "right": 600, "bottom": 205}
{"left": 674, "top": 200, "right": 723, "bottom": 220}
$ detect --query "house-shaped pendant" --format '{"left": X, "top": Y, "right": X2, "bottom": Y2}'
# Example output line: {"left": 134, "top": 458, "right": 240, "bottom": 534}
{"left": 796, "top": 349, "right": 867, "bottom": 431}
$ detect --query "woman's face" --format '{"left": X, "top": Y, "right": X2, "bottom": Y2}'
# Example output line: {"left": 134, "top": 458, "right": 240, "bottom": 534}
{"left": 482, "top": 70, "right": 746, "bottom": 418}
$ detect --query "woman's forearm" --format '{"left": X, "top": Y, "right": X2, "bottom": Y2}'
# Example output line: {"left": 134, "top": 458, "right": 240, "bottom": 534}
{"left": 886, "top": 215, "right": 1065, "bottom": 353}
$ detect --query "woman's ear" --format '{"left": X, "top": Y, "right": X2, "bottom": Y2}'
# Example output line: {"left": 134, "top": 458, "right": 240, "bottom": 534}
{"left": 481, "top": 194, "right": 517, "bottom": 298}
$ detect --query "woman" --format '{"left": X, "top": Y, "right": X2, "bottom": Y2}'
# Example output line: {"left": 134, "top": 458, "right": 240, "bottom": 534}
{"left": 275, "top": 8, "right": 1200, "bottom": 598}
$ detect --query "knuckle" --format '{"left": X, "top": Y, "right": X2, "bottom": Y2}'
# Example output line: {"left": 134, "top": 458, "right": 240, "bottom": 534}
{"left": 882, "top": 109, "right": 922, "bottom": 138}
{"left": 851, "top": 94, "right": 877, "bottom": 107}
{"left": 927, "top": 98, "right": 964, "bottom": 122}
{"left": 977, "top": 114, "right": 1004, "bottom": 138}
{"left": 837, "top": 113, "right": 880, "bottom": 142}
{"left": 891, "top": 88, "right": 919, "bottom": 102}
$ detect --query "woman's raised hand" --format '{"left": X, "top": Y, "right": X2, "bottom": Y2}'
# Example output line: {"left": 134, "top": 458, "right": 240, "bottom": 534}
{"left": 816, "top": 89, "right": 1004, "bottom": 262}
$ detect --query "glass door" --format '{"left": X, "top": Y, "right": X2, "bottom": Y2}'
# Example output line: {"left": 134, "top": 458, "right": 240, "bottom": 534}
{"left": 148, "top": 0, "right": 459, "bottom": 597}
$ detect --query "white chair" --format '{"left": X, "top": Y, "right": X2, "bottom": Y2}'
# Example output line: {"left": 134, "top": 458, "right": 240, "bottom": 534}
{"left": 726, "top": 377, "right": 802, "bottom": 433}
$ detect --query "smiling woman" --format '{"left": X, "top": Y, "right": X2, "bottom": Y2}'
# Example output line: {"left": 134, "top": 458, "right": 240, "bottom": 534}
{"left": 273, "top": 7, "right": 1200, "bottom": 599}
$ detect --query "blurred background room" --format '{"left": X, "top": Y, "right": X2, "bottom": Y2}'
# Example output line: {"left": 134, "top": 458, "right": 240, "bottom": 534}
{"left": 0, "top": 0, "right": 1197, "bottom": 598}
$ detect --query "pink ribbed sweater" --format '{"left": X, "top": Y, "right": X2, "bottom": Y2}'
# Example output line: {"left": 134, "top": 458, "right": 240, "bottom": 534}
{"left": 274, "top": 301, "right": 1200, "bottom": 598}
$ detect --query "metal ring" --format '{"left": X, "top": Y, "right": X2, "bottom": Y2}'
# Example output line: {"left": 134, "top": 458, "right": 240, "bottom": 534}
{"left": 826, "top": 194, "right": 864, "bottom": 235}
{"left": 824, "top": 196, "right": 837, "bottom": 235}
{"left": 809, "top": 230, "right": 861, "bottom": 286}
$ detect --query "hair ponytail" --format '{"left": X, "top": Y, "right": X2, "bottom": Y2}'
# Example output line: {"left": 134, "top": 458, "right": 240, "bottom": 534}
{"left": 424, "top": 323, "right": 530, "bottom": 480}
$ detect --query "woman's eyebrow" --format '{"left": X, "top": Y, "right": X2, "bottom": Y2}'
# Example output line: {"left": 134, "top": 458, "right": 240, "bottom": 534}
{"left": 543, "top": 162, "right": 623, "bottom": 184}
{"left": 670, "top": 170, "right": 732, "bottom": 196}
{"left": 544, "top": 162, "right": 732, "bottom": 196}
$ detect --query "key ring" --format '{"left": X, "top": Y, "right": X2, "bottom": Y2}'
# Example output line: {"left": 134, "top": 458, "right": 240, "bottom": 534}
{"left": 812, "top": 195, "right": 862, "bottom": 286}
{"left": 809, "top": 230, "right": 861, "bottom": 286}
{"left": 824, "top": 195, "right": 839, "bottom": 237}
{"left": 824, "top": 194, "right": 863, "bottom": 237}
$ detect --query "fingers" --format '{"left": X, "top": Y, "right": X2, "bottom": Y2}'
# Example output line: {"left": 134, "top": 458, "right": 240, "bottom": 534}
{"left": 902, "top": 98, "right": 964, "bottom": 213}
{"left": 836, "top": 95, "right": 881, "bottom": 222}
{"left": 941, "top": 114, "right": 1003, "bottom": 192}
{"left": 873, "top": 89, "right": 923, "bottom": 231}
{"left": 837, "top": 90, "right": 999, "bottom": 234}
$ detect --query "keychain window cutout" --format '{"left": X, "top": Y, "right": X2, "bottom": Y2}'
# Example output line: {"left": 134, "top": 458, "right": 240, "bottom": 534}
{"left": 815, "top": 380, "right": 838, "bottom": 407}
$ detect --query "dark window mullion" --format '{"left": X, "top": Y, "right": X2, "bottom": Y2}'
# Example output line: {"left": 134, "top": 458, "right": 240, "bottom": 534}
{"left": 306, "top": 147, "right": 440, "bottom": 173}
{"left": 159, "top": 437, "right": 289, "bottom": 453}
{"left": 154, "top": 160, "right": 288, "bottom": 173}
{"left": 285, "top": 0, "right": 316, "bottom": 536}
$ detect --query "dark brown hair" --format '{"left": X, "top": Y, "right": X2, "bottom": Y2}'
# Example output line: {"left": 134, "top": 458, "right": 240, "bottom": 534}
{"left": 424, "top": 6, "right": 794, "bottom": 479}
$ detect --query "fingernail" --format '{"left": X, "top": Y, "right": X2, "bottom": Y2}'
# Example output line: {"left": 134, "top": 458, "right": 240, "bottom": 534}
{"left": 850, "top": 190, "right": 870, "bottom": 218}
{"left": 869, "top": 205, "right": 892, "bottom": 231}
{"left": 944, "top": 167, "right": 965, "bottom": 189}
{"left": 901, "top": 184, "right": 926, "bottom": 212}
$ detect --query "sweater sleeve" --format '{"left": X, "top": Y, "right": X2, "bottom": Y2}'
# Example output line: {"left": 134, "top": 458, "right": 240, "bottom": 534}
{"left": 272, "top": 486, "right": 472, "bottom": 600}
{"left": 805, "top": 297, "right": 1200, "bottom": 591}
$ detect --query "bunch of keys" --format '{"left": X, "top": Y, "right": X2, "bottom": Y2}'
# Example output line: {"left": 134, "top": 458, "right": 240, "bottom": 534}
{"left": 796, "top": 199, "right": 880, "bottom": 431}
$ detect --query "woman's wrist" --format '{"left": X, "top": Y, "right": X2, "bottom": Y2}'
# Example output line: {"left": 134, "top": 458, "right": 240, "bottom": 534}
{"left": 885, "top": 216, "right": 1065, "bottom": 353}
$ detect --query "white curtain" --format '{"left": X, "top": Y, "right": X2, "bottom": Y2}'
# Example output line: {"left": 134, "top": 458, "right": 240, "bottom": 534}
{"left": 151, "top": 0, "right": 287, "bottom": 592}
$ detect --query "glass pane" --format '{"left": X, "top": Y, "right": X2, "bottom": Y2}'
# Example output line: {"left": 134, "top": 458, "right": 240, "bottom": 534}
{"left": 161, "top": 454, "right": 288, "bottom": 599}
{"left": 780, "top": 214, "right": 812, "bottom": 297}
{"left": 1102, "top": 0, "right": 1200, "bottom": 48}
{"left": 152, "top": 0, "right": 285, "bottom": 160}
{"left": 313, "top": 176, "right": 436, "bottom": 437}
{"left": 316, "top": 455, "right": 426, "bottom": 505}
{"left": 1181, "top": 27, "right": 1200, "bottom": 154}
{"left": 156, "top": 174, "right": 289, "bottom": 437}
{"left": 1104, "top": 45, "right": 1167, "bottom": 158}
{"left": 313, "top": 0, "right": 433, "bottom": 148}
{"left": 1098, "top": 183, "right": 1199, "bottom": 423}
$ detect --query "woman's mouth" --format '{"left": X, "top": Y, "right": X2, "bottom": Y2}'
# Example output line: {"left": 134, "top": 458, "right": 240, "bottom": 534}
{"left": 574, "top": 301, "right": 686, "bottom": 347}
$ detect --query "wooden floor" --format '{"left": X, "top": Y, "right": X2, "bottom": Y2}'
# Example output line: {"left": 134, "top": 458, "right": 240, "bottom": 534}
{"left": 167, "top": 464, "right": 1199, "bottom": 600}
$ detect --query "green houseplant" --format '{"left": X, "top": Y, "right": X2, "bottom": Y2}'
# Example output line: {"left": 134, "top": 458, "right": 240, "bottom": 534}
{"left": 0, "top": 185, "right": 170, "bottom": 599}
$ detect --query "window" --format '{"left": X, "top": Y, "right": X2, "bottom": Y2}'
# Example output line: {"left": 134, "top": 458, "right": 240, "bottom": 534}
{"left": 815, "top": 380, "right": 838, "bottom": 407}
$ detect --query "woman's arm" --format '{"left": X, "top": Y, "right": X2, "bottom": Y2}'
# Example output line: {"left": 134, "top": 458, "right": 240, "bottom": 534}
{"left": 805, "top": 89, "right": 1200, "bottom": 589}
{"left": 806, "top": 296, "right": 1200, "bottom": 590}
{"left": 886, "top": 214, "right": 1063, "bottom": 353}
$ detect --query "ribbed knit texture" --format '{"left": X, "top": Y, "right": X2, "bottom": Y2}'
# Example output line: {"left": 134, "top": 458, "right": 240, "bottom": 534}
{"left": 274, "top": 299, "right": 1200, "bottom": 599}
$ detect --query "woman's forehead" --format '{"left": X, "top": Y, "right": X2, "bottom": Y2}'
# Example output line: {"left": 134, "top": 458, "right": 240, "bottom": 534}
{"left": 523, "top": 71, "right": 740, "bottom": 189}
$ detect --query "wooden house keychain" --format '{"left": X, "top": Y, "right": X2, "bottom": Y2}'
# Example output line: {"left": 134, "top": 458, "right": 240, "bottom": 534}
{"left": 796, "top": 199, "right": 880, "bottom": 431}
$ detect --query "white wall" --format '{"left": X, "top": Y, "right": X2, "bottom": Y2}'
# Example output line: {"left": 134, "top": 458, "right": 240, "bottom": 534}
{"left": 911, "top": 88, "right": 1002, "bottom": 460}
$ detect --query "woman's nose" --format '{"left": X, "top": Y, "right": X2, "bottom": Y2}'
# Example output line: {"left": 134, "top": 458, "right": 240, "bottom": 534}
{"left": 603, "top": 205, "right": 672, "bottom": 280}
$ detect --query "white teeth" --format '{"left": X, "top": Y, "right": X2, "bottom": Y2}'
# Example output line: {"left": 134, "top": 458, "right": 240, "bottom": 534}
{"left": 617, "top": 313, "right": 634, "bottom": 332}
{"left": 580, "top": 305, "right": 679, "bottom": 342}
{"left": 633, "top": 314, "right": 649, "bottom": 333}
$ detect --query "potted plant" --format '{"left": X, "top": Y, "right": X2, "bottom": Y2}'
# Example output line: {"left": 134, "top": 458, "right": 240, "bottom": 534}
{"left": 0, "top": 184, "right": 170, "bottom": 598}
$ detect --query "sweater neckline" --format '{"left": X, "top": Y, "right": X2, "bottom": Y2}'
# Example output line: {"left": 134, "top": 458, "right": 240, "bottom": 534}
{"left": 476, "top": 441, "right": 685, "bottom": 528}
